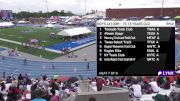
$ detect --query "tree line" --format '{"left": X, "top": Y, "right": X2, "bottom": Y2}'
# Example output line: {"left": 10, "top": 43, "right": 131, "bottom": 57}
{"left": 12, "top": 10, "right": 75, "bottom": 19}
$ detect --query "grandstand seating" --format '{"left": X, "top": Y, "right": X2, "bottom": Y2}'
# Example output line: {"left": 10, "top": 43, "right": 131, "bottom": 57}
{"left": 0, "top": 57, "right": 97, "bottom": 78}
{"left": 176, "top": 42, "right": 180, "bottom": 63}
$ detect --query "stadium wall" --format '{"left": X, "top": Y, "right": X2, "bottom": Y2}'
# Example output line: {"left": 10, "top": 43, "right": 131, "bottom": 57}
{"left": 75, "top": 89, "right": 129, "bottom": 101}
{"left": 106, "top": 8, "right": 180, "bottom": 19}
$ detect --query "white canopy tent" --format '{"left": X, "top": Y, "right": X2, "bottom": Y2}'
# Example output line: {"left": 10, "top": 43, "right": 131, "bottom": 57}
{"left": 144, "top": 16, "right": 154, "bottom": 19}
{"left": 176, "top": 28, "right": 179, "bottom": 30}
{"left": 0, "top": 22, "right": 14, "bottom": 27}
{"left": 65, "top": 18, "right": 73, "bottom": 23}
{"left": 67, "top": 22, "right": 73, "bottom": 25}
{"left": 57, "top": 27, "right": 92, "bottom": 36}
{"left": 175, "top": 32, "right": 180, "bottom": 35}
{"left": 45, "top": 23, "right": 55, "bottom": 28}
{"left": 176, "top": 28, "right": 179, "bottom": 32}
{"left": 163, "top": 16, "right": 171, "bottom": 19}
{"left": 18, "top": 21, "right": 28, "bottom": 24}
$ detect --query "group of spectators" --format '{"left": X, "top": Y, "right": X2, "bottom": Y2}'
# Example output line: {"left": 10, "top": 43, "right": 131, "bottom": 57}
{"left": 48, "top": 32, "right": 56, "bottom": 39}
{"left": 8, "top": 49, "right": 19, "bottom": 57}
{"left": 0, "top": 73, "right": 79, "bottom": 101}
{"left": 61, "top": 47, "right": 70, "bottom": 55}
{"left": 0, "top": 65, "right": 180, "bottom": 101}
{"left": 88, "top": 74, "right": 180, "bottom": 101}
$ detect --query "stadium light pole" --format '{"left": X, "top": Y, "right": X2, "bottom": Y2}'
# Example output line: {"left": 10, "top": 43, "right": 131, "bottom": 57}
{"left": 160, "top": 0, "right": 165, "bottom": 17}
{"left": 85, "top": 0, "right": 86, "bottom": 15}
{"left": 45, "top": 0, "right": 49, "bottom": 18}
{"left": 19, "top": 8, "right": 21, "bottom": 20}
{"left": 19, "top": 8, "right": 24, "bottom": 32}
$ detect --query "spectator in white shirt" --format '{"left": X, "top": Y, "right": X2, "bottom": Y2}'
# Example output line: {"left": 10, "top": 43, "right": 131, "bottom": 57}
{"left": 149, "top": 78, "right": 159, "bottom": 93}
{"left": 39, "top": 76, "right": 49, "bottom": 91}
{"left": 129, "top": 80, "right": 142, "bottom": 98}
{"left": 91, "top": 80, "right": 97, "bottom": 87}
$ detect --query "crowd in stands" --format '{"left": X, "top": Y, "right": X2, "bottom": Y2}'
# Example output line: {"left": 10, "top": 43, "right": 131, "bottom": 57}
{"left": 88, "top": 73, "right": 180, "bottom": 101}
{"left": 0, "top": 73, "right": 79, "bottom": 101}
{"left": 0, "top": 67, "right": 180, "bottom": 101}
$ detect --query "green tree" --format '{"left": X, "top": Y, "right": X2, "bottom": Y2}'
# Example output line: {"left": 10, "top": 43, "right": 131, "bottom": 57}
{"left": 12, "top": 10, "right": 75, "bottom": 19}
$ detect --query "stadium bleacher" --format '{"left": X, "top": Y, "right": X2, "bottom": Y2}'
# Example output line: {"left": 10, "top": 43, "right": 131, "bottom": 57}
{"left": 176, "top": 41, "right": 180, "bottom": 63}
{"left": 0, "top": 47, "right": 6, "bottom": 51}
{"left": 0, "top": 56, "right": 97, "bottom": 78}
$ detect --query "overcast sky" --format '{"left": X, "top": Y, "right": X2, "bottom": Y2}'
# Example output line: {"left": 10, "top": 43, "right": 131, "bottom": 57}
{"left": 0, "top": 0, "right": 180, "bottom": 15}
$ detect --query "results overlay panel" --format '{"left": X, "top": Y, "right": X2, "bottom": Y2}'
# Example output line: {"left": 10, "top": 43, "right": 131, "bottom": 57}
{"left": 97, "top": 21, "right": 175, "bottom": 76}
